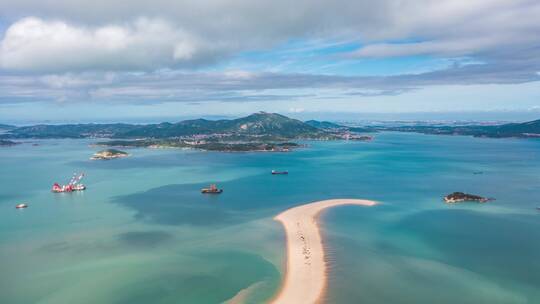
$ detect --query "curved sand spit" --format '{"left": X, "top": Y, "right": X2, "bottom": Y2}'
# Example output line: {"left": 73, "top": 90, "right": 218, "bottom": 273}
{"left": 271, "top": 199, "right": 377, "bottom": 304}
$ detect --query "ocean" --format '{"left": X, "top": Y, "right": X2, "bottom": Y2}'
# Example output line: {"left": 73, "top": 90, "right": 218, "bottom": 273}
{"left": 1, "top": 132, "right": 539, "bottom": 303}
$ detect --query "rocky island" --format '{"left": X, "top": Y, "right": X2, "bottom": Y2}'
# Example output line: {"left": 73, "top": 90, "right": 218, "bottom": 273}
{"left": 444, "top": 192, "right": 493, "bottom": 203}
{"left": 91, "top": 149, "right": 129, "bottom": 160}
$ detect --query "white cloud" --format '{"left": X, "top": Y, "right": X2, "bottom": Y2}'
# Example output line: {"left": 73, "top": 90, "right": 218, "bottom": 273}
{"left": 0, "top": 0, "right": 539, "bottom": 110}
{"left": 0, "top": 1, "right": 538, "bottom": 72}
{"left": 223, "top": 70, "right": 255, "bottom": 80}
{"left": 350, "top": 38, "right": 497, "bottom": 58}
{"left": 0, "top": 17, "right": 201, "bottom": 71}
{"left": 349, "top": 0, "right": 540, "bottom": 58}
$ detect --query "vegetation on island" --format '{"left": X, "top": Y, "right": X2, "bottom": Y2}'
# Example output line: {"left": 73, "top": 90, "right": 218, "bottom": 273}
{"left": 91, "top": 149, "right": 130, "bottom": 160}
{"left": 1, "top": 113, "right": 371, "bottom": 140}
{"left": 1, "top": 112, "right": 372, "bottom": 152}
{"left": 96, "top": 139, "right": 299, "bottom": 152}
{"left": 379, "top": 119, "right": 540, "bottom": 138}
{"left": 3, "top": 114, "right": 540, "bottom": 141}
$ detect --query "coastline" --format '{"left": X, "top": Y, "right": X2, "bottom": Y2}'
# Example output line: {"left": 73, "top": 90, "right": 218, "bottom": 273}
{"left": 271, "top": 199, "right": 377, "bottom": 304}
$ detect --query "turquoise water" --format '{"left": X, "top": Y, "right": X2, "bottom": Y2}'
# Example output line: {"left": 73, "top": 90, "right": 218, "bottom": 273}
{"left": 1, "top": 133, "right": 539, "bottom": 303}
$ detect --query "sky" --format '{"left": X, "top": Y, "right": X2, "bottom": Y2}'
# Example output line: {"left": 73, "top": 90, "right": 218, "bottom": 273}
{"left": 0, "top": 0, "right": 539, "bottom": 123}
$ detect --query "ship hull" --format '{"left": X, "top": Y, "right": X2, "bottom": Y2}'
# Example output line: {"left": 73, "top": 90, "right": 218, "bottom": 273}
{"left": 201, "top": 190, "right": 223, "bottom": 194}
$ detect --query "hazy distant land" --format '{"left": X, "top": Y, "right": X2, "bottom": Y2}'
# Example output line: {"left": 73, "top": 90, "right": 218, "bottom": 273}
{"left": 0, "top": 139, "right": 18, "bottom": 146}
{"left": 377, "top": 119, "right": 540, "bottom": 138}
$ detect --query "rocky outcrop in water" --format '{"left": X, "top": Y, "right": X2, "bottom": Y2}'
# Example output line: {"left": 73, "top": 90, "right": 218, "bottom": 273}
{"left": 91, "top": 149, "right": 129, "bottom": 160}
{"left": 444, "top": 192, "right": 493, "bottom": 203}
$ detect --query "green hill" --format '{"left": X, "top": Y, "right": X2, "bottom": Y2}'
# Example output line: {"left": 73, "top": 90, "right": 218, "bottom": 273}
{"left": 117, "top": 112, "right": 323, "bottom": 139}
{"left": 383, "top": 119, "right": 540, "bottom": 138}
{"left": 4, "top": 112, "right": 326, "bottom": 140}
{"left": 7, "top": 123, "right": 138, "bottom": 139}
{"left": 490, "top": 119, "right": 540, "bottom": 137}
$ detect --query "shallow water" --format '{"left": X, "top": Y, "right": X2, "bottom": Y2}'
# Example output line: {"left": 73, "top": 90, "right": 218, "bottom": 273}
{"left": 1, "top": 133, "right": 539, "bottom": 303}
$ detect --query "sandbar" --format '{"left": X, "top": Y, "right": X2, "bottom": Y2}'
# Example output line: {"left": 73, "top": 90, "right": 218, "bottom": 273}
{"left": 271, "top": 199, "right": 377, "bottom": 304}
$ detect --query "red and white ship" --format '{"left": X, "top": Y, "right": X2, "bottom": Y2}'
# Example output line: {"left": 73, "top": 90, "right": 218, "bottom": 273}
{"left": 52, "top": 173, "right": 86, "bottom": 193}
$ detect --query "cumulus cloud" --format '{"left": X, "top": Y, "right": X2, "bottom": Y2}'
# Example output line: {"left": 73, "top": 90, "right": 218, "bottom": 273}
{"left": 0, "top": 0, "right": 539, "bottom": 106}
{"left": 0, "top": 0, "right": 538, "bottom": 72}
{"left": 0, "top": 17, "right": 204, "bottom": 71}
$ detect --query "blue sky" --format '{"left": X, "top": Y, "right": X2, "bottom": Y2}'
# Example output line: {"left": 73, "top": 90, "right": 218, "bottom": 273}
{"left": 214, "top": 39, "right": 460, "bottom": 76}
{"left": 0, "top": 0, "right": 539, "bottom": 123}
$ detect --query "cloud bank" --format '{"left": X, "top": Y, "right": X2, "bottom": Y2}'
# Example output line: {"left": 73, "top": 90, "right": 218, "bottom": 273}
{"left": 0, "top": 0, "right": 539, "bottom": 106}
{"left": 0, "top": 17, "right": 206, "bottom": 71}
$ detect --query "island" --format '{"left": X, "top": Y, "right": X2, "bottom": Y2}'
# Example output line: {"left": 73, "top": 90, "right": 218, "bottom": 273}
{"left": 4, "top": 114, "right": 540, "bottom": 142}
{"left": 90, "top": 149, "right": 129, "bottom": 160}
{"left": 378, "top": 118, "right": 540, "bottom": 139}
{"left": 444, "top": 192, "right": 493, "bottom": 203}
{"left": 1, "top": 112, "right": 373, "bottom": 152}
{"left": 96, "top": 140, "right": 299, "bottom": 152}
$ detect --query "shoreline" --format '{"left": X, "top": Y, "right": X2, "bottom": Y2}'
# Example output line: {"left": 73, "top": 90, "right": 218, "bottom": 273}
{"left": 271, "top": 199, "right": 377, "bottom": 304}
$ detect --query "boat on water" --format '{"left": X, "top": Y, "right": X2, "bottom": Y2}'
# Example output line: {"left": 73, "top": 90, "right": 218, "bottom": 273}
{"left": 201, "top": 184, "right": 223, "bottom": 194}
{"left": 15, "top": 203, "right": 28, "bottom": 209}
{"left": 271, "top": 170, "right": 288, "bottom": 175}
{"left": 52, "top": 172, "right": 86, "bottom": 193}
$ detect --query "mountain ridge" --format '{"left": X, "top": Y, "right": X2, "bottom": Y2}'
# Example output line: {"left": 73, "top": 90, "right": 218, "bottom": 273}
{"left": 3, "top": 112, "right": 326, "bottom": 140}
{"left": 3, "top": 113, "right": 540, "bottom": 139}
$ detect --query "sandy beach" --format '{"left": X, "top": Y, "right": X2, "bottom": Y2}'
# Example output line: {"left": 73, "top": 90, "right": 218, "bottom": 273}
{"left": 271, "top": 199, "right": 377, "bottom": 304}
